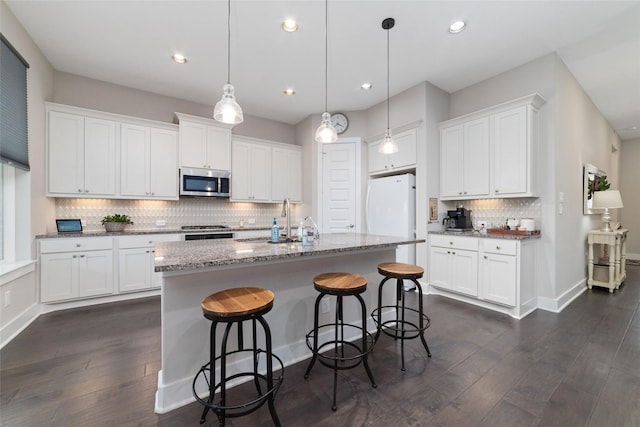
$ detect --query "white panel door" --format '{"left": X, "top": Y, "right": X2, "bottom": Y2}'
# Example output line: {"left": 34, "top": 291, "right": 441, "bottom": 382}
{"left": 482, "top": 253, "right": 517, "bottom": 306}
{"left": 206, "top": 126, "right": 231, "bottom": 170}
{"left": 249, "top": 144, "right": 272, "bottom": 202}
{"left": 493, "top": 106, "right": 528, "bottom": 195}
{"left": 179, "top": 121, "right": 208, "bottom": 168}
{"left": 429, "top": 246, "right": 452, "bottom": 290}
{"left": 84, "top": 117, "right": 117, "bottom": 196}
{"left": 440, "top": 125, "right": 463, "bottom": 198}
{"left": 321, "top": 143, "right": 357, "bottom": 233}
{"left": 119, "top": 248, "right": 152, "bottom": 292}
{"left": 149, "top": 128, "right": 178, "bottom": 198}
{"left": 463, "top": 117, "right": 490, "bottom": 197}
{"left": 78, "top": 250, "right": 113, "bottom": 297}
{"left": 451, "top": 249, "right": 479, "bottom": 297}
{"left": 120, "top": 123, "right": 150, "bottom": 196}
{"left": 48, "top": 111, "right": 84, "bottom": 195}
{"left": 40, "top": 253, "right": 78, "bottom": 302}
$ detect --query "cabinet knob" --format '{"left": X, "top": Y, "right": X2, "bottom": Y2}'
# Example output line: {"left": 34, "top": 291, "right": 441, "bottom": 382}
{"left": 390, "top": 164, "right": 395, "bottom": 168}
{"left": 146, "top": 250, "right": 150, "bottom": 253}
{"left": 484, "top": 255, "right": 488, "bottom": 259}
{"left": 452, "top": 251, "right": 456, "bottom": 255}
{"left": 85, "top": 189, "right": 89, "bottom": 193}
{"left": 496, "top": 245, "right": 501, "bottom": 250}
{"left": 80, "top": 254, "right": 85, "bottom": 258}
{"left": 76, "top": 244, "right": 81, "bottom": 247}
{"left": 459, "top": 192, "right": 462, "bottom": 195}
{"left": 449, "top": 241, "right": 453, "bottom": 245}
{"left": 78, "top": 189, "right": 82, "bottom": 192}
{"left": 73, "top": 255, "right": 77, "bottom": 258}
{"left": 447, "top": 251, "right": 451, "bottom": 254}
{"left": 349, "top": 224, "right": 355, "bottom": 228}
{"left": 151, "top": 193, "right": 155, "bottom": 196}
{"left": 151, "top": 250, "right": 155, "bottom": 253}
{"left": 495, "top": 189, "right": 500, "bottom": 193}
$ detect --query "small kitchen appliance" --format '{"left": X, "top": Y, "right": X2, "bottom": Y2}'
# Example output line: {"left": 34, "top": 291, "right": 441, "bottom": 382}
{"left": 443, "top": 207, "right": 472, "bottom": 231}
{"left": 180, "top": 167, "right": 230, "bottom": 198}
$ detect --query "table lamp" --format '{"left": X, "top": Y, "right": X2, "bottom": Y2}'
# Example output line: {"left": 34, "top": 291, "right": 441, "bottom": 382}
{"left": 592, "top": 190, "right": 623, "bottom": 232}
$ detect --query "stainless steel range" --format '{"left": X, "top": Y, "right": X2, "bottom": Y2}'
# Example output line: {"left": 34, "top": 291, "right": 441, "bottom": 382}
{"left": 181, "top": 225, "right": 234, "bottom": 241}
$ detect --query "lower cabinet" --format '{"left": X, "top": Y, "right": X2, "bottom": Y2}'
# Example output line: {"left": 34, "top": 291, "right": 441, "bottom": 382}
{"left": 118, "top": 235, "right": 181, "bottom": 292}
{"left": 428, "top": 234, "right": 537, "bottom": 318}
{"left": 39, "top": 234, "right": 180, "bottom": 303}
{"left": 40, "top": 237, "right": 114, "bottom": 303}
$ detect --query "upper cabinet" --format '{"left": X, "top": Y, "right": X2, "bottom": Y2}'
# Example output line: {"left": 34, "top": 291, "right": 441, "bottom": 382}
{"left": 47, "top": 108, "right": 117, "bottom": 197}
{"left": 368, "top": 128, "right": 417, "bottom": 175}
{"left": 439, "top": 94, "right": 545, "bottom": 200}
{"left": 46, "top": 103, "right": 179, "bottom": 200}
{"left": 175, "top": 113, "right": 233, "bottom": 170}
{"left": 231, "top": 136, "right": 302, "bottom": 203}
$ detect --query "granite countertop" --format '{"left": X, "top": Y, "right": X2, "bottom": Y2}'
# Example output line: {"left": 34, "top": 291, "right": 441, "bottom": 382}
{"left": 35, "top": 226, "right": 270, "bottom": 239}
{"left": 430, "top": 229, "right": 541, "bottom": 240}
{"left": 154, "top": 233, "right": 424, "bottom": 272}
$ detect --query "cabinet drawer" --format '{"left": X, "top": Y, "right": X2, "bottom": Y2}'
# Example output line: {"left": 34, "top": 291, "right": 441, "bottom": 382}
{"left": 430, "top": 234, "right": 478, "bottom": 251}
{"left": 118, "top": 234, "right": 180, "bottom": 249}
{"left": 482, "top": 239, "right": 517, "bottom": 256}
{"left": 40, "top": 237, "right": 113, "bottom": 254}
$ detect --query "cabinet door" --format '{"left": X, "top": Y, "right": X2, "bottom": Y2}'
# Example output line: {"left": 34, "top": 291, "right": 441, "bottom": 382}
{"left": 84, "top": 117, "right": 117, "bottom": 196}
{"left": 119, "top": 248, "right": 152, "bottom": 292}
{"left": 493, "top": 106, "right": 528, "bottom": 195}
{"left": 231, "top": 141, "right": 252, "bottom": 200}
{"left": 149, "top": 128, "right": 178, "bottom": 199}
{"left": 249, "top": 144, "right": 272, "bottom": 202}
{"left": 120, "top": 123, "right": 151, "bottom": 196}
{"left": 48, "top": 111, "right": 84, "bottom": 195}
{"left": 450, "top": 249, "right": 478, "bottom": 297}
{"left": 179, "top": 121, "right": 208, "bottom": 168}
{"left": 367, "top": 141, "right": 389, "bottom": 174}
{"left": 206, "top": 126, "right": 231, "bottom": 170}
{"left": 40, "top": 253, "right": 78, "bottom": 302}
{"left": 440, "top": 125, "right": 464, "bottom": 198}
{"left": 389, "top": 128, "right": 417, "bottom": 170}
{"left": 482, "top": 253, "right": 516, "bottom": 306}
{"left": 463, "top": 118, "right": 490, "bottom": 197}
{"left": 429, "top": 246, "right": 452, "bottom": 290}
{"left": 78, "top": 250, "right": 114, "bottom": 297}
{"left": 271, "top": 147, "right": 302, "bottom": 202}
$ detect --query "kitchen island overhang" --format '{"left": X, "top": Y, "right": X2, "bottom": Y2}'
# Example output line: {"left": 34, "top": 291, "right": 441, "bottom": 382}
{"left": 153, "top": 233, "right": 424, "bottom": 414}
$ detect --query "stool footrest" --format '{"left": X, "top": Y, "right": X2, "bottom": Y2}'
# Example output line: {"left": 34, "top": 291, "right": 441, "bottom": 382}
{"left": 305, "top": 323, "right": 375, "bottom": 370}
{"left": 192, "top": 348, "right": 284, "bottom": 418}
{"left": 371, "top": 306, "right": 431, "bottom": 338}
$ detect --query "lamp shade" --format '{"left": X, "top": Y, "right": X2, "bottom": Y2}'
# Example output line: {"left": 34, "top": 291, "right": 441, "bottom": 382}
{"left": 592, "top": 190, "right": 624, "bottom": 209}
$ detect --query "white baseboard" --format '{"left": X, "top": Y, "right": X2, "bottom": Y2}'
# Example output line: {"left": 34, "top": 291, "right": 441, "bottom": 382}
{"left": 0, "top": 302, "right": 41, "bottom": 350}
{"left": 537, "top": 278, "right": 587, "bottom": 313}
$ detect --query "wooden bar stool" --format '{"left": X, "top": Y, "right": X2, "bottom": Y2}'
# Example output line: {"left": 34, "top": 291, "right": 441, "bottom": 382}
{"left": 372, "top": 262, "right": 431, "bottom": 371}
{"left": 192, "top": 287, "right": 283, "bottom": 426}
{"left": 304, "top": 272, "right": 377, "bottom": 411}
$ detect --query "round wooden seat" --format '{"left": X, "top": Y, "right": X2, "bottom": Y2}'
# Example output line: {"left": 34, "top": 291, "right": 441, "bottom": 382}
{"left": 201, "top": 287, "right": 274, "bottom": 320}
{"left": 377, "top": 262, "right": 424, "bottom": 279}
{"left": 313, "top": 272, "right": 367, "bottom": 295}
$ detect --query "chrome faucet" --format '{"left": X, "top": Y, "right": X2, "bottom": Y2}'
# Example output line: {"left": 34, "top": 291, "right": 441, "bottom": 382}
{"left": 281, "top": 197, "right": 291, "bottom": 240}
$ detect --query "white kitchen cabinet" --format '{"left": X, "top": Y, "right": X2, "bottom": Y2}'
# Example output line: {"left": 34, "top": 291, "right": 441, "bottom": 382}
{"left": 231, "top": 140, "right": 271, "bottom": 202}
{"left": 47, "top": 109, "right": 116, "bottom": 197}
{"left": 368, "top": 128, "right": 417, "bottom": 175}
{"left": 176, "top": 113, "right": 232, "bottom": 170}
{"left": 271, "top": 146, "right": 302, "bottom": 202}
{"left": 429, "top": 233, "right": 538, "bottom": 319}
{"left": 440, "top": 119, "right": 490, "bottom": 198}
{"left": 40, "top": 237, "right": 114, "bottom": 303}
{"left": 438, "top": 94, "right": 545, "bottom": 200}
{"left": 428, "top": 235, "right": 479, "bottom": 297}
{"left": 480, "top": 239, "right": 518, "bottom": 306}
{"left": 118, "top": 234, "right": 180, "bottom": 293}
{"left": 120, "top": 123, "right": 178, "bottom": 199}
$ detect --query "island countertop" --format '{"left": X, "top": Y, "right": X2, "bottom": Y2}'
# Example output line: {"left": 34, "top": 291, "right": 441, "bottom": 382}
{"left": 154, "top": 233, "right": 424, "bottom": 272}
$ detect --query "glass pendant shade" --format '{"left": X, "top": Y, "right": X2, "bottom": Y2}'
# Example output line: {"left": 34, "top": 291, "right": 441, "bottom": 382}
{"left": 379, "top": 128, "right": 398, "bottom": 154}
{"left": 315, "top": 112, "right": 338, "bottom": 143}
{"left": 213, "top": 83, "right": 243, "bottom": 124}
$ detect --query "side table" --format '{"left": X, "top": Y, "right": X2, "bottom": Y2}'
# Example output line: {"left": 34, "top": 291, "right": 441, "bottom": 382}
{"left": 587, "top": 229, "right": 628, "bottom": 293}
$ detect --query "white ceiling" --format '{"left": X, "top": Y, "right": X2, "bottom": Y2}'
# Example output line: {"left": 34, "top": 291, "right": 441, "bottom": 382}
{"left": 6, "top": 0, "right": 640, "bottom": 140}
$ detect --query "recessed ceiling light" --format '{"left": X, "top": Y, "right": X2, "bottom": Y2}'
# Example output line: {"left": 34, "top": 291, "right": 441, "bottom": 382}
{"left": 449, "top": 20, "right": 466, "bottom": 34}
{"left": 172, "top": 53, "right": 187, "bottom": 64}
{"left": 282, "top": 18, "right": 298, "bottom": 32}
{"left": 361, "top": 82, "right": 373, "bottom": 90}
{"left": 284, "top": 88, "right": 296, "bottom": 96}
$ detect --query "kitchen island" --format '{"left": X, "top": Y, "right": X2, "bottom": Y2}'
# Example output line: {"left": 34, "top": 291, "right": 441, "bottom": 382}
{"left": 153, "top": 233, "right": 423, "bottom": 413}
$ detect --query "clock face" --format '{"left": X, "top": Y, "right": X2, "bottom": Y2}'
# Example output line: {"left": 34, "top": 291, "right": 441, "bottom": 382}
{"left": 330, "top": 113, "right": 348, "bottom": 134}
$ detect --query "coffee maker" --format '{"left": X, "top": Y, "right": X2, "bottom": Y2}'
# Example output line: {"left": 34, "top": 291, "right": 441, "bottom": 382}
{"left": 443, "top": 207, "right": 473, "bottom": 231}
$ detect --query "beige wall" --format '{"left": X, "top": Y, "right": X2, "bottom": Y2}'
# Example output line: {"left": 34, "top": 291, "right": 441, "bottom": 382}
{"left": 53, "top": 71, "right": 296, "bottom": 145}
{"left": 620, "top": 139, "right": 640, "bottom": 258}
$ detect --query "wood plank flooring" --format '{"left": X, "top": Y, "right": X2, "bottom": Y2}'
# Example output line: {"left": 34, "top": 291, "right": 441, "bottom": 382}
{"left": 2, "top": 266, "right": 639, "bottom": 426}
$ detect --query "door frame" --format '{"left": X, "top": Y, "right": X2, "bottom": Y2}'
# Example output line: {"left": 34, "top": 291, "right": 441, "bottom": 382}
{"left": 316, "top": 137, "right": 363, "bottom": 234}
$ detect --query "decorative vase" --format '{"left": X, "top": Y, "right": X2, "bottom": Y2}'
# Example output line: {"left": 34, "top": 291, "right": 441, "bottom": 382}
{"left": 103, "top": 222, "right": 127, "bottom": 232}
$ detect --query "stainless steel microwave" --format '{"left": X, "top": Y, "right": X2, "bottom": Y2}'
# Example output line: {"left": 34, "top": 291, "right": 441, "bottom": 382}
{"left": 179, "top": 168, "right": 230, "bottom": 198}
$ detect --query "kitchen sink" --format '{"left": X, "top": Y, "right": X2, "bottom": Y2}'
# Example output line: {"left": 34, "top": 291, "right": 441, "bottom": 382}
{"left": 235, "top": 237, "right": 299, "bottom": 244}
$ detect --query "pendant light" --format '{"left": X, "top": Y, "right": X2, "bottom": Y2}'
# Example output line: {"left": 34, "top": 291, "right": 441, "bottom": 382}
{"left": 315, "top": 0, "right": 338, "bottom": 143}
{"left": 214, "top": 0, "right": 243, "bottom": 124}
{"left": 379, "top": 17, "right": 398, "bottom": 154}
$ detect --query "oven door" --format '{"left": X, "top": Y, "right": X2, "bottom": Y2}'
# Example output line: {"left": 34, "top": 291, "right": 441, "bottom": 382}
{"left": 183, "top": 232, "right": 234, "bottom": 241}
{"left": 180, "top": 168, "right": 230, "bottom": 197}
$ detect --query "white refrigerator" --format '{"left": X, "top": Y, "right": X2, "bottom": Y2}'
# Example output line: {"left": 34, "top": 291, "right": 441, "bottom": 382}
{"left": 366, "top": 174, "right": 416, "bottom": 265}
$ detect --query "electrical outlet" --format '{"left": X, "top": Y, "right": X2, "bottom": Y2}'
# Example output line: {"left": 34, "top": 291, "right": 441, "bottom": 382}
{"left": 4, "top": 290, "right": 10, "bottom": 307}
{"left": 156, "top": 219, "right": 166, "bottom": 226}
{"left": 247, "top": 218, "right": 256, "bottom": 225}
{"left": 321, "top": 299, "right": 330, "bottom": 314}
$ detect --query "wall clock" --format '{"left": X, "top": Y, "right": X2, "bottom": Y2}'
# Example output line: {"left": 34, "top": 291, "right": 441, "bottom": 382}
{"left": 330, "top": 113, "right": 349, "bottom": 134}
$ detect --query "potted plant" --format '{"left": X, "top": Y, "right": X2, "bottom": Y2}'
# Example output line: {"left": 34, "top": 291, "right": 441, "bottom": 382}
{"left": 101, "top": 214, "right": 133, "bottom": 232}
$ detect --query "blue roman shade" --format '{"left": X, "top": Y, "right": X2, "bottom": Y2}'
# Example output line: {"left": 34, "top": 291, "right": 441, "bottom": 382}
{"left": 1, "top": 33, "right": 30, "bottom": 171}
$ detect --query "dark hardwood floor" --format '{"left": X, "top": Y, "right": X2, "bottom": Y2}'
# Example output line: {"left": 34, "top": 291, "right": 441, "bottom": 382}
{"left": 2, "top": 266, "right": 639, "bottom": 426}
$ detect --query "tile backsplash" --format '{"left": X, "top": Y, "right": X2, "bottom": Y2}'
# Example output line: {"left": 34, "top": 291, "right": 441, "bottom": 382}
{"left": 443, "top": 198, "right": 542, "bottom": 229}
{"left": 55, "top": 198, "right": 289, "bottom": 232}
